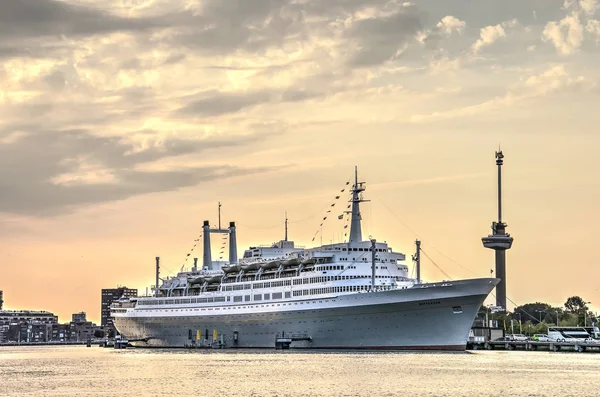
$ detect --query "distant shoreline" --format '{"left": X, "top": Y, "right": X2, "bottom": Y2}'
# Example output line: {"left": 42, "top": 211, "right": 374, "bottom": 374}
{"left": 0, "top": 341, "right": 99, "bottom": 347}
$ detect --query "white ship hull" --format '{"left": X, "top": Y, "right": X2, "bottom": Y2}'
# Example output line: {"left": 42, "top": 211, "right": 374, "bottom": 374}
{"left": 113, "top": 278, "right": 498, "bottom": 350}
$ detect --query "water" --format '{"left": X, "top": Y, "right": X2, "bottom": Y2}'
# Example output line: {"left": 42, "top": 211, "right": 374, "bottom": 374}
{"left": 1, "top": 346, "right": 599, "bottom": 397}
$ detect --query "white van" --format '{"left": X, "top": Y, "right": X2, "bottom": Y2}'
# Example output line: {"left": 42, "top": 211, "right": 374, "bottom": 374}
{"left": 506, "top": 334, "right": 528, "bottom": 341}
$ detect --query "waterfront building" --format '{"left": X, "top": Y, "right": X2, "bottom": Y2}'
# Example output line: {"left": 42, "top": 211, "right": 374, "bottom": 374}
{"left": 470, "top": 315, "right": 504, "bottom": 343}
{"left": 0, "top": 310, "right": 58, "bottom": 343}
{"left": 69, "top": 312, "right": 99, "bottom": 341}
{"left": 101, "top": 287, "right": 137, "bottom": 329}
{"left": 0, "top": 309, "right": 103, "bottom": 344}
{"left": 51, "top": 323, "right": 71, "bottom": 342}
{"left": 72, "top": 312, "right": 86, "bottom": 323}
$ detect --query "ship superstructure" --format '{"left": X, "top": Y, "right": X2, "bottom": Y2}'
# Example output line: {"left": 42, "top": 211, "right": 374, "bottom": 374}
{"left": 112, "top": 168, "right": 499, "bottom": 350}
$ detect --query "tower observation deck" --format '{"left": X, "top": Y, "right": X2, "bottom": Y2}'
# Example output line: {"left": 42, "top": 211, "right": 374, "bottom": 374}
{"left": 482, "top": 150, "right": 514, "bottom": 310}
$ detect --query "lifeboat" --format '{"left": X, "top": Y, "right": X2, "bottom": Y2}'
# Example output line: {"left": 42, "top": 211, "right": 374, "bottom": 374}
{"left": 260, "top": 260, "right": 281, "bottom": 270}
{"left": 301, "top": 258, "right": 317, "bottom": 265}
{"left": 241, "top": 262, "right": 261, "bottom": 271}
{"left": 281, "top": 258, "right": 300, "bottom": 266}
{"left": 188, "top": 277, "right": 206, "bottom": 285}
{"left": 222, "top": 265, "right": 241, "bottom": 273}
{"left": 205, "top": 275, "right": 223, "bottom": 283}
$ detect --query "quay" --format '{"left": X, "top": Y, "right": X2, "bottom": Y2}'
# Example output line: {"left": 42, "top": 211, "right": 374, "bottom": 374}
{"left": 467, "top": 340, "right": 600, "bottom": 353}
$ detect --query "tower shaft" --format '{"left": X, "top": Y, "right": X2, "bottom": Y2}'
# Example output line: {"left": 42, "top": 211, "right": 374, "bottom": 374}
{"left": 495, "top": 249, "right": 507, "bottom": 309}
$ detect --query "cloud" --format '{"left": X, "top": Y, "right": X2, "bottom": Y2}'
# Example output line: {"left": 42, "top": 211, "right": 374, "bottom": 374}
{"left": 543, "top": 0, "right": 600, "bottom": 54}
{"left": 471, "top": 20, "right": 518, "bottom": 54}
{"left": 436, "top": 16, "right": 467, "bottom": 36}
{"left": 407, "top": 64, "right": 592, "bottom": 123}
{"left": 0, "top": 0, "right": 168, "bottom": 59}
{"left": 0, "top": 127, "right": 284, "bottom": 215}
{"left": 418, "top": 15, "right": 466, "bottom": 50}
{"left": 173, "top": 86, "right": 336, "bottom": 119}
{"left": 343, "top": 3, "right": 423, "bottom": 67}
{"left": 588, "top": 19, "right": 600, "bottom": 40}
{"left": 2, "top": 0, "right": 598, "bottom": 217}
{"left": 164, "top": 0, "right": 304, "bottom": 55}
{"left": 564, "top": 0, "right": 599, "bottom": 16}
{"left": 0, "top": 0, "right": 160, "bottom": 38}
{"left": 543, "top": 13, "right": 585, "bottom": 54}
{"left": 175, "top": 90, "right": 273, "bottom": 118}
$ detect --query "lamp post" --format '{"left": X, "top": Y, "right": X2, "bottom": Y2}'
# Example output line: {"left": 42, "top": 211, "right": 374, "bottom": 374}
{"left": 536, "top": 310, "right": 545, "bottom": 324}
{"left": 515, "top": 312, "right": 522, "bottom": 334}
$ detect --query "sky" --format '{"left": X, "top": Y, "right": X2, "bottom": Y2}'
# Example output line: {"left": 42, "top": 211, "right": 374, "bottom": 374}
{"left": 1, "top": 0, "right": 599, "bottom": 324}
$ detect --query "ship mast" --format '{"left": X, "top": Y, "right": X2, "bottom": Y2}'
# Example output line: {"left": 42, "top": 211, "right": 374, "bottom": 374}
{"left": 348, "top": 166, "right": 369, "bottom": 243}
{"left": 412, "top": 240, "right": 421, "bottom": 284}
{"left": 218, "top": 201, "right": 222, "bottom": 230}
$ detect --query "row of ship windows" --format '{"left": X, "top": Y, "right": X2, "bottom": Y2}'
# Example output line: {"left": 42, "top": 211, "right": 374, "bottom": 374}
{"left": 221, "top": 275, "right": 404, "bottom": 292}
{"left": 293, "top": 285, "right": 392, "bottom": 296}
{"left": 136, "top": 284, "right": 399, "bottom": 308}
{"left": 329, "top": 247, "right": 389, "bottom": 252}
{"left": 338, "top": 257, "right": 396, "bottom": 263}
{"left": 139, "top": 299, "right": 335, "bottom": 312}
{"left": 138, "top": 292, "right": 291, "bottom": 306}
{"left": 224, "top": 280, "right": 292, "bottom": 291}
{"left": 339, "top": 257, "right": 396, "bottom": 264}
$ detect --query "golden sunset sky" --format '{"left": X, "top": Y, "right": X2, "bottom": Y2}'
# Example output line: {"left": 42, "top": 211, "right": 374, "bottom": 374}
{"left": 1, "top": 0, "right": 599, "bottom": 324}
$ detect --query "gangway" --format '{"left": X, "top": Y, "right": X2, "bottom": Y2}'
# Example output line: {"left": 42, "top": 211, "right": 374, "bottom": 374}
{"left": 275, "top": 332, "right": 312, "bottom": 349}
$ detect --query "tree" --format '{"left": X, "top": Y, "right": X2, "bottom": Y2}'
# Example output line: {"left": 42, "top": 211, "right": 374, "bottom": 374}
{"left": 564, "top": 296, "right": 589, "bottom": 314}
{"left": 512, "top": 302, "right": 552, "bottom": 324}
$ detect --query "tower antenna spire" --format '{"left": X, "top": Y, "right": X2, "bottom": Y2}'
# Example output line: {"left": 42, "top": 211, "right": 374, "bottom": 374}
{"left": 496, "top": 149, "right": 504, "bottom": 223}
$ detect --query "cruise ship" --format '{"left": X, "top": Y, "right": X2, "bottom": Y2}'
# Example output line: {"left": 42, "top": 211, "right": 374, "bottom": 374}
{"left": 112, "top": 169, "right": 499, "bottom": 350}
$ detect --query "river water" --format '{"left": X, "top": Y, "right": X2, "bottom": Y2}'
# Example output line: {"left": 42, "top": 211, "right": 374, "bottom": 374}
{"left": 0, "top": 346, "right": 598, "bottom": 396}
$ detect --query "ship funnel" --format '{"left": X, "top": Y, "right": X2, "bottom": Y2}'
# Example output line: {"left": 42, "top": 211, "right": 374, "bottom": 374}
{"left": 202, "top": 220, "right": 212, "bottom": 269}
{"left": 229, "top": 221, "right": 238, "bottom": 265}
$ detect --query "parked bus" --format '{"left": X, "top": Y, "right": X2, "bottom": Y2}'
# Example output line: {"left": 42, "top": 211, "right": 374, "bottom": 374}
{"left": 547, "top": 326, "right": 599, "bottom": 342}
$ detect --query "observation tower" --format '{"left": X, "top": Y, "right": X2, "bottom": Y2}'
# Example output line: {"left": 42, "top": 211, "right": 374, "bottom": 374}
{"left": 481, "top": 150, "right": 514, "bottom": 310}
